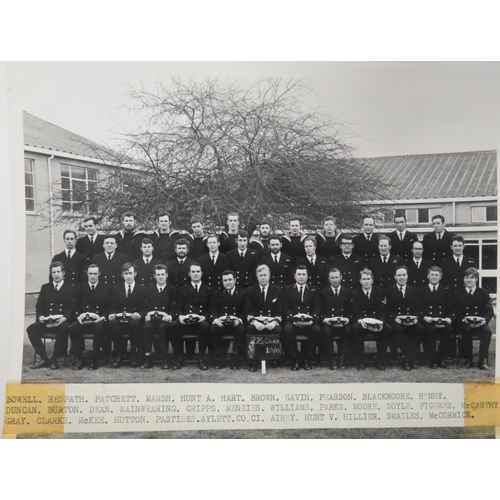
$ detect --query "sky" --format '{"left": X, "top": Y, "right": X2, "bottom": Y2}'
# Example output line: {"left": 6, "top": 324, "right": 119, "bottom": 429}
{"left": 7, "top": 61, "right": 500, "bottom": 158}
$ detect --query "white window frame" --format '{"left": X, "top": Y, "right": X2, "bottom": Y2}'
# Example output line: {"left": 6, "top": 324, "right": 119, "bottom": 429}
{"left": 24, "top": 158, "right": 35, "bottom": 213}
{"left": 61, "top": 164, "right": 98, "bottom": 214}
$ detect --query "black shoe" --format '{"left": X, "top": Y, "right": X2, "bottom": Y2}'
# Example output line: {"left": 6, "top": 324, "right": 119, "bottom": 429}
{"left": 303, "top": 361, "right": 312, "bottom": 371}
{"left": 217, "top": 360, "right": 226, "bottom": 369}
{"left": 463, "top": 360, "right": 474, "bottom": 369}
{"left": 329, "top": 359, "right": 336, "bottom": 371}
{"left": 228, "top": 359, "right": 238, "bottom": 370}
{"left": 479, "top": 360, "right": 489, "bottom": 370}
{"left": 402, "top": 361, "right": 411, "bottom": 371}
{"left": 338, "top": 357, "right": 346, "bottom": 370}
{"left": 172, "top": 358, "right": 183, "bottom": 370}
{"left": 89, "top": 359, "right": 98, "bottom": 370}
{"left": 31, "top": 359, "right": 51, "bottom": 369}
{"left": 198, "top": 359, "right": 209, "bottom": 371}
{"left": 140, "top": 356, "right": 153, "bottom": 369}
{"left": 437, "top": 361, "right": 449, "bottom": 369}
{"left": 411, "top": 361, "right": 418, "bottom": 370}
{"left": 291, "top": 361, "right": 300, "bottom": 371}
{"left": 50, "top": 361, "right": 60, "bottom": 370}
{"left": 111, "top": 359, "right": 121, "bottom": 368}
{"left": 161, "top": 361, "right": 169, "bottom": 370}
{"left": 357, "top": 363, "right": 366, "bottom": 371}
{"left": 73, "top": 358, "right": 85, "bottom": 370}
{"left": 377, "top": 363, "right": 386, "bottom": 371}
{"left": 430, "top": 362, "right": 438, "bottom": 369}
{"left": 248, "top": 361, "right": 258, "bottom": 372}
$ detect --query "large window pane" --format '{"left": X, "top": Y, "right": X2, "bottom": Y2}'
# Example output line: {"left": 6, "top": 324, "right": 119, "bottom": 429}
{"left": 481, "top": 277, "right": 497, "bottom": 294}
{"left": 25, "top": 199, "right": 34, "bottom": 212}
{"left": 61, "top": 164, "right": 70, "bottom": 177}
{"left": 482, "top": 243, "right": 497, "bottom": 270}
{"left": 486, "top": 206, "right": 497, "bottom": 222}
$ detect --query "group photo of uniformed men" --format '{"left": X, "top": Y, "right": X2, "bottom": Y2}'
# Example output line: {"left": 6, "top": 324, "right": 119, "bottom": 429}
{"left": 25, "top": 209, "right": 495, "bottom": 377}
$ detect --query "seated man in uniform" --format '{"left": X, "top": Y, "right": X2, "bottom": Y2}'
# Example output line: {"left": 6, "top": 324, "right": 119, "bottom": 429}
{"left": 316, "top": 268, "right": 352, "bottom": 370}
{"left": 107, "top": 262, "right": 148, "bottom": 368}
{"left": 172, "top": 263, "right": 213, "bottom": 371}
{"left": 385, "top": 266, "right": 423, "bottom": 371}
{"left": 244, "top": 264, "right": 283, "bottom": 372}
{"left": 455, "top": 268, "right": 493, "bottom": 370}
{"left": 208, "top": 270, "right": 247, "bottom": 369}
{"left": 68, "top": 263, "right": 111, "bottom": 370}
{"left": 351, "top": 268, "right": 392, "bottom": 370}
{"left": 27, "top": 262, "right": 74, "bottom": 370}
{"left": 419, "top": 266, "right": 455, "bottom": 369}
{"left": 282, "top": 265, "right": 321, "bottom": 371}
{"left": 141, "top": 264, "right": 177, "bottom": 370}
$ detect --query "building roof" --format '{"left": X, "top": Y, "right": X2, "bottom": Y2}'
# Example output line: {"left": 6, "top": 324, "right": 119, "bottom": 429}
{"left": 23, "top": 111, "right": 116, "bottom": 163}
{"left": 363, "top": 150, "right": 497, "bottom": 200}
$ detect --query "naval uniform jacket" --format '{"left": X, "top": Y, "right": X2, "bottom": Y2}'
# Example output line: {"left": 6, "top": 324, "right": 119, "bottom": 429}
{"left": 35, "top": 282, "right": 75, "bottom": 321}
{"left": 441, "top": 255, "right": 477, "bottom": 290}
{"left": 422, "top": 230, "right": 455, "bottom": 265}
{"left": 243, "top": 283, "right": 283, "bottom": 321}
{"left": 454, "top": 287, "right": 493, "bottom": 324}
{"left": 76, "top": 234, "right": 106, "bottom": 259}
{"left": 352, "top": 233, "right": 380, "bottom": 263}
{"left": 261, "top": 252, "right": 294, "bottom": 288}
{"left": 282, "top": 284, "right": 320, "bottom": 323}
{"left": 208, "top": 287, "right": 247, "bottom": 322}
{"left": 418, "top": 284, "right": 455, "bottom": 321}
{"left": 132, "top": 256, "right": 164, "bottom": 288}
{"left": 367, "top": 254, "right": 405, "bottom": 289}
{"left": 188, "top": 234, "right": 209, "bottom": 260}
{"left": 296, "top": 255, "right": 329, "bottom": 288}
{"left": 177, "top": 283, "right": 213, "bottom": 316}
{"left": 388, "top": 230, "right": 419, "bottom": 261}
{"left": 144, "top": 284, "right": 178, "bottom": 319}
{"left": 91, "top": 251, "right": 129, "bottom": 286}
{"left": 73, "top": 281, "right": 111, "bottom": 319}
{"left": 51, "top": 250, "right": 88, "bottom": 286}
{"left": 108, "top": 282, "right": 148, "bottom": 318}
{"left": 227, "top": 248, "right": 260, "bottom": 289}
{"left": 384, "top": 285, "right": 421, "bottom": 322}
{"left": 115, "top": 230, "right": 147, "bottom": 261}
{"left": 405, "top": 258, "right": 434, "bottom": 288}
{"left": 315, "top": 285, "right": 353, "bottom": 323}
{"left": 350, "top": 286, "right": 387, "bottom": 323}
{"left": 198, "top": 252, "right": 231, "bottom": 290}
{"left": 315, "top": 231, "right": 341, "bottom": 259}
{"left": 281, "top": 233, "right": 307, "bottom": 263}
{"left": 328, "top": 253, "right": 364, "bottom": 289}
{"left": 166, "top": 257, "right": 197, "bottom": 288}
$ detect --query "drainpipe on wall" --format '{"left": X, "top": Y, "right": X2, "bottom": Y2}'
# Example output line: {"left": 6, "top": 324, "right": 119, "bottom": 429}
{"left": 452, "top": 201, "right": 456, "bottom": 225}
{"left": 47, "top": 154, "right": 55, "bottom": 256}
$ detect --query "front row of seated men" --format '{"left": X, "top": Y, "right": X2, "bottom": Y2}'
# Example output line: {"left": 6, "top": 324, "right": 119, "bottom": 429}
{"left": 28, "top": 260, "right": 493, "bottom": 372}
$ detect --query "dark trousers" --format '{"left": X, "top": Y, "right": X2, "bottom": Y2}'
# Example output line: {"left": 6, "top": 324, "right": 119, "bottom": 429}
{"left": 108, "top": 319, "right": 143, "bottom": 361}
{"left": 68, "top": 321, "right": 108, "bottom": 361}
{"left": 351, "top": 322, "right": 391, "bottom": 365}
{"left": 320, "top": 324, "right": 351, "bottom": 361}
{"left": 27, "top": 321, "right": 69, "bottom": 362}
{"left": 458, "top": 323, "right": 492, "bottom": 363}
{"left": 282, "top": 321, "right": 321, "bottom": 362}
{"left": 142, "top": 321, "right": 174, "bottom": 361}
{"left": 391, "top": 322, "right": 424, "bottom": 364}
{"left": 210, "top": 324, "right": 246, "bottom": 360}
{"left": 171, "top": 321, "right": 211, "bottom": 359}
{"left": 422, "top": 323, "right": 453, "bottom": 363}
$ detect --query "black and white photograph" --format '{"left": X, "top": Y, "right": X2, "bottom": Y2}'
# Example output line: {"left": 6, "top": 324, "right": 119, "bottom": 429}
{"left": 3, "top": 61, "right": 499, "bottom": 440}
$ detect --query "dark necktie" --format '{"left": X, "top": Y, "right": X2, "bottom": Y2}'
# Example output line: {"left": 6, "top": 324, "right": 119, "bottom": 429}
{"left": 240, "top": 252, "right": 244, "bottom": 258}
{"left": 365, "top": 291, "right": 370, "bottom": 299}
{"left": 91, "top": 285, "right": 95, "bottom": 291}
{"left": 67, "top": 251, "right": 71, "bottom": 259}
{"left": 108, "top": 254, "right": 112, "bottom": 261}
{"left": 469, "top": 289, "right": 473, "bottom": 296}
{"left": 399, "top": 286, "right": 404, "bottom": 297}
{"left": 262, "top": 287, "right": 266, "bottom": 301}
{"left": 383, "top": 256, "right": 387, "bottom": 264}
{"left": 310, "top": 258, "right": 314, "bottom": 266}
{"left": 274, "top": 255, "right": 278, "bottom": 264}
{"left": 159, "top": 287, "right": 163, "bottom": 293}
{"left": 194, "top": 284, "right": 198, "bottom": 293}
{"left": 127, "top": 285, "right": 131, "bottom": 297}
{"left": 90, "top": 236, "right": 94, "bottom": 244}
{"left": 333, "top": 288, "right": 338, "bottom": 297}
{"left": 299, "top": 286, "right": 304, "bottom": 302}
{"left": 432, "top": 285, "right": 437, "bottom": 293}
{"left": 456, "top": 258, "right": 461, "bottom": 267}
{"left": 212, "top": 255, "right": 216, "bottom": 265}
{"left": 54, "top": 284, "right": 59, "bottom": 291}
{"left": 415, "top": 260, "right": 420, "bottom": 269}
{"left": 145, "top": 258, "right": 149, "bottom": 265}
{"left": 437, "top": 234, "right": 441, "bottom": 240}
{"left": 399, "top": 232, "right": 403, "bottom": 241}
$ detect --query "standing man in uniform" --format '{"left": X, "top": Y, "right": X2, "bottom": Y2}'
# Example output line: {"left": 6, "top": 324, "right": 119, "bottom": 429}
{"left": 51, "top": 229, "right": 88, "bottom": 286}
{"left": 316, "top": 216, "right": 341, "bottom": 259}
{"left": 188, "top": 215, "right": 209, "bottom": 260}
{"left": 261, "top": 235, "right": 293, "bottom": 288}
{"left": 76, "top": 216, "right": 105, "bottom": 259}
{"left": 388, "top": 214, "right": 419, "bottom": 261}
{"left": 132, "top": 237, "right": 163, "bottom": 288}
{"left": 328, "top": 234, "right": 363, "bottom": 289}
{"left": 91, "top": 235, "right": 128, "bottom": 286}
{"left": 68, "top": 263, "right": 110, "bottom": 370}
{"left": 227, "top": 230, "right": 260, "bottom": 289}
{"left": 281, "top": 217, "right": 307, "bottom": 263}
{"left": 367, "top": 235, "right": 404, "bottom": 290}
{"left": 27, "top": 262, "right": 74, "bottom": 370}
{"left": 166, "top": 238, "right": 197, "bottom": 288}
{"left": 405, "top": 240, "right": 433, "bottom": 288}
{"left": 352, "top": 217, "right": 380, "bottom": 263}
{"left": 219, "top": 212, "right": 240, "bottom": 254}
{"left": 297, "top": 236, "right": 329, "bottom": 288}
{"left": 422, "top": 215, "right": 455, "bottom": 265}
{"left": 115, "top": 212, "right": 146, "bottom": 261}
{"left": 441, "top": 235, "right": 477, "bottom": 290}
{"left": 150, "top": 212, "right": 183, "bottom": 262}
{"left": 249, "top": 220, "right": 272, "bottom": 256}
{"left": 198, "top": 234, "right": 230, "bottom": 289}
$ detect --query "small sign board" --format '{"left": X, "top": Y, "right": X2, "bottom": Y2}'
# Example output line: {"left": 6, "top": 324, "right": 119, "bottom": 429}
{"left": 247, "top": 333, "right": 282, "bottom": 360}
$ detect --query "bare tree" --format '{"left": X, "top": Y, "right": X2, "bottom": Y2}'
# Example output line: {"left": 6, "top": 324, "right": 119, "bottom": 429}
{"left": 41, "top": 77, "right": 391, "bottom": 232}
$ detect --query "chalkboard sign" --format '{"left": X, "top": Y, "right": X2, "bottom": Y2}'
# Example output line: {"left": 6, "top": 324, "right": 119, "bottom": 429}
{"left": 247, "top": 333, "right": 282, "bottom": 360}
